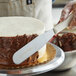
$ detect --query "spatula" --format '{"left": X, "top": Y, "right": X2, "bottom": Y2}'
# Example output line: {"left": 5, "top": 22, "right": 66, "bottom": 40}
{"left": 13, "top": 14, "right": 73, "bottom": 64}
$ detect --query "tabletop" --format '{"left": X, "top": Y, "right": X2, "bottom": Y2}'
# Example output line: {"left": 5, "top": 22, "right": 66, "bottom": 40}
{"left": 1, "top": 65, "right": 75, "bottom": 76}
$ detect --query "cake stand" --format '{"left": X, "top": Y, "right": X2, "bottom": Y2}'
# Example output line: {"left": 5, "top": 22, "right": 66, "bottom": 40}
{"left": 0, "top": 43, "right": 65, "bottom": 76}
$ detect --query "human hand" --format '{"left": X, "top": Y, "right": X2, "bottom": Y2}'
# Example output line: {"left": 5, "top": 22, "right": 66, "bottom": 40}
{"left": 58, "top": 1, "right": 76, "bottom": 29}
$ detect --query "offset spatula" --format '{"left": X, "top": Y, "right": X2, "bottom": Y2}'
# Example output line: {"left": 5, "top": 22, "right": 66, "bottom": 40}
{"left": 13, "top": 14, "right": 73, "bottom": 64}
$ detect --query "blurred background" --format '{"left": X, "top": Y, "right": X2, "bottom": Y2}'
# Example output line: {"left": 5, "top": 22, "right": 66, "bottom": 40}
{"left": 53, "top": 0, "right": 72, "bottom": 6}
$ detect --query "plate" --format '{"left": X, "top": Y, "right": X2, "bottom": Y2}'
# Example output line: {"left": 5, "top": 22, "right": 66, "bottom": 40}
{"left": 0, "top": 43, "right": 65, "bottom": 75}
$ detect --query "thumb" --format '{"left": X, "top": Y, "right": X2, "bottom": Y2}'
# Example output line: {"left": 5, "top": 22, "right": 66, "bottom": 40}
{"left": 68, "top": 4, "right": 76, "bottom": 29}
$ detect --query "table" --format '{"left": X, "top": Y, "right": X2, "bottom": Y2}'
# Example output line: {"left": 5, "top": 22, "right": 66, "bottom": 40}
{"left": 36, "top": 66, "right": 76, "bottom": 76}
{"left": 6, "top": 65, "right": 76, "bottom": 76}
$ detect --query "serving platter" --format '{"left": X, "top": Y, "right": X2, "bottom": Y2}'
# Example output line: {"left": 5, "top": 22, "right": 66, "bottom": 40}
{"left": 0, "top": 43, "right": 65, "bottom": 75}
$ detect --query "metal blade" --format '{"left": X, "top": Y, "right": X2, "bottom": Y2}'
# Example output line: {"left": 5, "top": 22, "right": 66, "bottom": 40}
{"left": 54, "top": 14, "right": 73, "bottom": 34}
{"left": 13, "top": 14, "right": 73, "bottom": 65}
{"left": 13, "top": 29, "right": 54, "bottom": 64}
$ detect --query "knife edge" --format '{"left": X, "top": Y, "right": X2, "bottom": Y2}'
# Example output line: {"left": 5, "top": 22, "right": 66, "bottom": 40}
{"left": 54, "top": 14, "right": 73, "bottom": 34}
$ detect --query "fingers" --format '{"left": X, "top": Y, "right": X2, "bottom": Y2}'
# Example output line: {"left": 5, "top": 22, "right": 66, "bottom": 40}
{"left": 57, "top": 1, "right": 76, "bottom": 29}
{"left": 68, "top": 4, "right": 76, "bottom": 29}
{"left": 58, "top": 1, "right": 75, "bottom": 24}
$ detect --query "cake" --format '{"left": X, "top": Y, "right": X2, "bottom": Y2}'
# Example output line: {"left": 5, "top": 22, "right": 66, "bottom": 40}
{"left": 0, "top": 17, "right": 56, "bottom": 69}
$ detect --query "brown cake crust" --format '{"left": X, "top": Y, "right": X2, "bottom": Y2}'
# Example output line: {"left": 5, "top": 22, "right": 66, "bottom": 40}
{"left": 0, "top": 34, "right": 39, "bottom": 69}
{"left": 52, "top": 33, "right": 76, "bottom": 52}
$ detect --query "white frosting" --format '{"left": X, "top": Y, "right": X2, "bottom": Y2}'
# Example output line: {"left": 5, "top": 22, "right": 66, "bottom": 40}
{"left": 0, "top": 17, "right": 45, "bottom": 36}
{"left": 0, "top": 17, "right": 46, "bottom": 59}
{"left": 38, "top": 45, "right": 46, "bottom": 59}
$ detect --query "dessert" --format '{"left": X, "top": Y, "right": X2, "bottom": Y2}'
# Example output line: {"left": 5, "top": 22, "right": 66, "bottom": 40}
{"left": 52, "top": 33, "right": 76, "bottom": 52}
{"left": 0, "top": 17, "right": 56, "bottom": 69}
